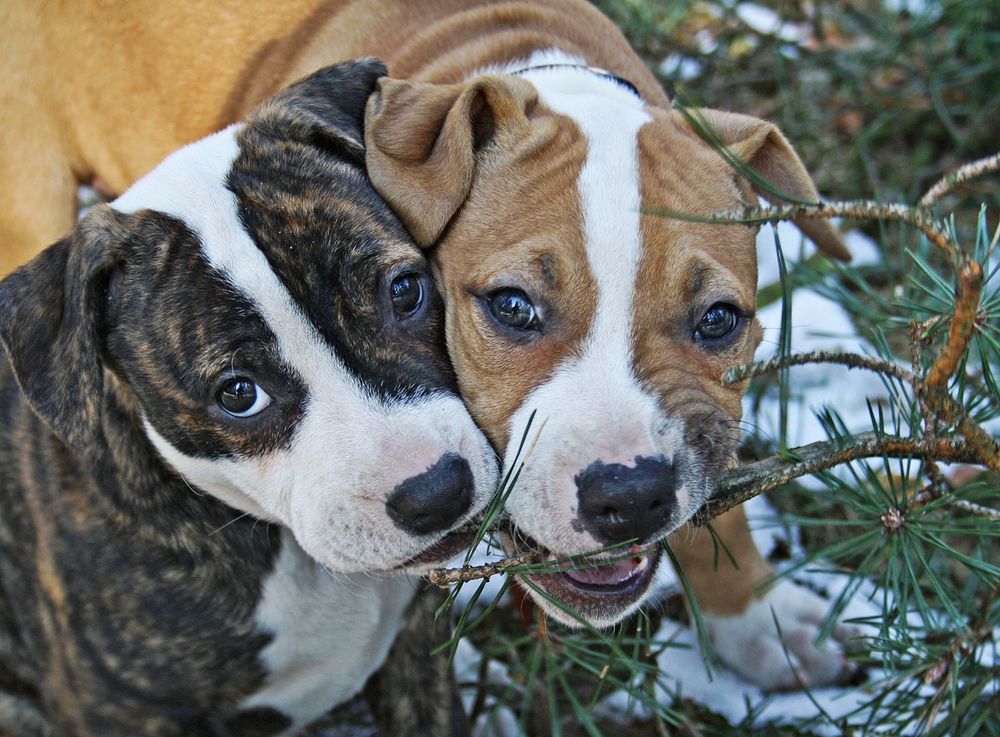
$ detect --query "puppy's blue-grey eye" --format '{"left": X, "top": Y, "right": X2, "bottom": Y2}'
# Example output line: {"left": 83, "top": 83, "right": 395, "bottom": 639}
{"left": 696, "top": 303, "right": 739, "bottom": 341}
{"left": 489, "top": 289, "right": 538, "bottom": 330}
{"left": 390, "top": 273, "right": 424, "bottom": 316}
{"left": 218, "top": 378, "right": 272, "bottom": 417}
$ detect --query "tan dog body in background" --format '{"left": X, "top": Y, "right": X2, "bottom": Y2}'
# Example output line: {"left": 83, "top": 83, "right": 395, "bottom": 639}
{"left": 2, "top": 0, "right": 659, "bottom": 274}
{"left": 3, "top": 0, "right": 855, "bottom": 689}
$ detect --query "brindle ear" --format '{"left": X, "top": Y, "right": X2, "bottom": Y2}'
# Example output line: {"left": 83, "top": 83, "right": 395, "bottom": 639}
{"left": 365, "top": 75, "right": 538, "bottom": 246}
{"left": 675, "top": 108, "right": 851, "bottom": 262}
{"left": 249, "top": 57, "right": 389, "bottom": 164}
{"left": 0, "top": 205, "right": 129, "bottom": 449}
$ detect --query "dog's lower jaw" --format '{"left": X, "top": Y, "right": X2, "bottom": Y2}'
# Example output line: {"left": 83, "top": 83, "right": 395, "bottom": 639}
{"left": 393, "top": 522, "right": 484, "bottom": 573}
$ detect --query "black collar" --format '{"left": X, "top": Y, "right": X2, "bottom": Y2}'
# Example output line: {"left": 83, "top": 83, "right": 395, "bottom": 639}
{"left": 508, "top": 63, "right": 641, "bottom": 100}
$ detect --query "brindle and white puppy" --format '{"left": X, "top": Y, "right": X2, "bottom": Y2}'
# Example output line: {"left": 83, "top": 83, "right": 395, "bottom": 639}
{"left": 0, "top": 59, "right": 495, "bottom": 737}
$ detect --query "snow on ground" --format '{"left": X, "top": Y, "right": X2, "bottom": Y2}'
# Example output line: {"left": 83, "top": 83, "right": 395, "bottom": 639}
{"left": 752, "top": 221, "right": 889, "bottom": 448}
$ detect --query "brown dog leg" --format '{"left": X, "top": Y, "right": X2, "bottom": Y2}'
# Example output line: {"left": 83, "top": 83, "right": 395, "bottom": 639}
{"left": 670, "top": 505, "right": 772, "bottom": 617}
{"left": 364, "top": 583, "right": 469, "bottom": 737}
{"left": 671, "top": 505, "right": 858, "bottom": 690}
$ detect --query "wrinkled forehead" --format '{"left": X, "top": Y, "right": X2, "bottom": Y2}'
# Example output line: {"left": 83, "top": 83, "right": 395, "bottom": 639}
{"left": 636, "top": 108, "right": 759, "bottom": 295}
{"left": 458, "top": 74, "right": 759, "bottom": 300}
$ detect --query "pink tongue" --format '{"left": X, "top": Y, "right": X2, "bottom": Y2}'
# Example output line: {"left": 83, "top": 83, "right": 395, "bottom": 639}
{"left": 563, "top": 558, "right": 641, "bottom": 586}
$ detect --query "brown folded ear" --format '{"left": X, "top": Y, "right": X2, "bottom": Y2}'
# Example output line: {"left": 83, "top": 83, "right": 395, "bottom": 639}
{"left": 674, "top": 108, "right": 851, "bottom": 261}
{"left": 365, "top": 75, "right": 537, "bottom": 246}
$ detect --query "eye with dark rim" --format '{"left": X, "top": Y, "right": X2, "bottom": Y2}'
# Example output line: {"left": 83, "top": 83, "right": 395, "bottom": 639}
{"left": 695, "top": 303, "right": 741, "bottom": 342}
{"left": 389, "top": 272, "right": 424, "bottom": 318}
{"left": 487, "top": 288, "right": 539, "bottom": 331}
{"left": 217, "top": 377, "right": 272, "bottom": 418}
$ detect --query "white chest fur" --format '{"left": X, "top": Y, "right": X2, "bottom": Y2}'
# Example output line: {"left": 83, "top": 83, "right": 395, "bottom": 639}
{"left": 241, "top": 530, "right": 416, "bottom": 733}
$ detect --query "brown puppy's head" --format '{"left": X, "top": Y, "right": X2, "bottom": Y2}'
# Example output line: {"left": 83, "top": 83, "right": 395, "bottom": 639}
{"left": 365, "top": 65, "right": 847, "bottom": 626}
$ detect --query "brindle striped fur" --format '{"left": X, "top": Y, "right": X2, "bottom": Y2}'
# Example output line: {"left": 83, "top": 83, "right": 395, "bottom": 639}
{"left": 0, "top": 60, "right": 470, "bottom": 737}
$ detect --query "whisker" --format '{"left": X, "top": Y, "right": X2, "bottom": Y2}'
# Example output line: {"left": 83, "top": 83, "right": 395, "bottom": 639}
{"left": 208, "top": 512, "right": 251, "bottom": 537}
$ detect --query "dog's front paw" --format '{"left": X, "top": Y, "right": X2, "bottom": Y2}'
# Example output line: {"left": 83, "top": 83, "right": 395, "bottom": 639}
{"left": 703, "top": 580, "right": 861, "bottom": 691}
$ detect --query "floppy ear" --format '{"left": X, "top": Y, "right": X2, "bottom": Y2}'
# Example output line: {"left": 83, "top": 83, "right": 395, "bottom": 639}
{"left": 0, "top": 205, "right": 129, "bottom": 450}
{"left": 249, "top": 57, "right": 389, "bottom": 165}
{"left": 365, "top": 75, "right": 538, "bottom": 246}
{"left": 675, "top": 108, "right": 851, "bottom": 261}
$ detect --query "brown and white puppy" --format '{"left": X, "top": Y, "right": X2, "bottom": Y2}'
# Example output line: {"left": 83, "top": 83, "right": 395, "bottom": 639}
{"left": 361, "top": 30, "right": 857, "bottom": 691}
{"left": 3, "top": 0, "right": 854, "bottom": 690}
{"left": 0, "top": 60, "right": 494, "bottom": 737}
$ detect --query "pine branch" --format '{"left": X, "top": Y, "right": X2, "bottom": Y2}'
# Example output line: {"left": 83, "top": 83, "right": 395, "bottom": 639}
{"left": 422, "top": 433, "right": 981, "bottom": 583}
{"left": 691, "top": 432, "right": 983, "bottom": 524}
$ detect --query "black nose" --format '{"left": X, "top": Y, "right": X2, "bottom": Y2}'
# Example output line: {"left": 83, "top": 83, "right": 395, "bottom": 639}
{"left": 575, "top": 455, "right": 676, "bottom": 544}
{"left": 386, "top": 453, "right": 474, "bottom": 535}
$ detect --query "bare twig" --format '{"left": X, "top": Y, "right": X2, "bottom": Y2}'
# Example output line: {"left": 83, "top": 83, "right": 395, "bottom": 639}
{"left": 724, "top": 351, "right": 917, "bottom": 386}
{"left": 953, "top": 415, "right": 1000, "bottom": 474}
{"left": 920, "top": 387, "right": 1000, "bottom": 474}
{"left": 920, "top": 153, "right": 1000, "bottom": 207}
{"left": 914, "top": 491, "right": 1000, "bottom": 521}
{"left": 701, "top": 199, "right": 960, "bottom": 267}
{"left": 911, "top": 321, "right": 942, "bottom": 436}
{"left": 425, "top": 549, "right": 544, "bottom": 587}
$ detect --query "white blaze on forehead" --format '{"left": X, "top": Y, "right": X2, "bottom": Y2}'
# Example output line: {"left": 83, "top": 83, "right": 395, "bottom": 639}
{"left": 112, "top": 126, "right": 364, "bottom": 400}
{"left": 525, "top": 67, "right": 649, "bottom": 372}
{"left": 508, "top": 63, "right": 656, "bottom": 447}
{"left": 490, "top": 56, "right": 710, "bottom": 556}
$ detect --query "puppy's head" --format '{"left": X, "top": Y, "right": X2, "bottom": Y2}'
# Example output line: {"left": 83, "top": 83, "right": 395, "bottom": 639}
{"left": 0, "top": 59, "right": 497, "bottom": 574}
{"left": 365, "top": 67, "right": 847, "bottom": 624}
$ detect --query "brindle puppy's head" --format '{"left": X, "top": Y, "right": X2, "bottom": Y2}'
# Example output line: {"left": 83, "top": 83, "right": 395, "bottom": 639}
{"left": 365, "top": 63, "right": 848, "bottom": 626}
{"left": 0, "top": 59, "right": 498, "bottom": 574}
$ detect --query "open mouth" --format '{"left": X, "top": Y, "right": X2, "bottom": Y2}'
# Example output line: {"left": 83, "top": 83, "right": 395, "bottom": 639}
{"left": 554, "top": 550, "right": 653, "bottom": 591}
{"left": 503, "top": 531, "right": 662, "bottom": 625}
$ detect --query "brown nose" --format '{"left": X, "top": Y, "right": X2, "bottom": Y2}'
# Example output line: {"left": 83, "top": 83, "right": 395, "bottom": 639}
{"left": 575, "top": 455, "right": 676, "bottom": 544}
{"left": 386, "top": 453, "right": 474, "bottom": 535}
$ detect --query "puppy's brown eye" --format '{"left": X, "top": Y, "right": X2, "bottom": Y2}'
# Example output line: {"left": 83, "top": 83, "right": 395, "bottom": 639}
{"left": 696, "top": 303, "right": 739, "bottom": 341}
{"left": 218, "top": 378, "right": 271, "bottom": 417}
{"left": 390, "top": 273, "right": 424, "bottom": 317}
{"left": 488, "top": 289, "right": 538, "bottom": 330}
